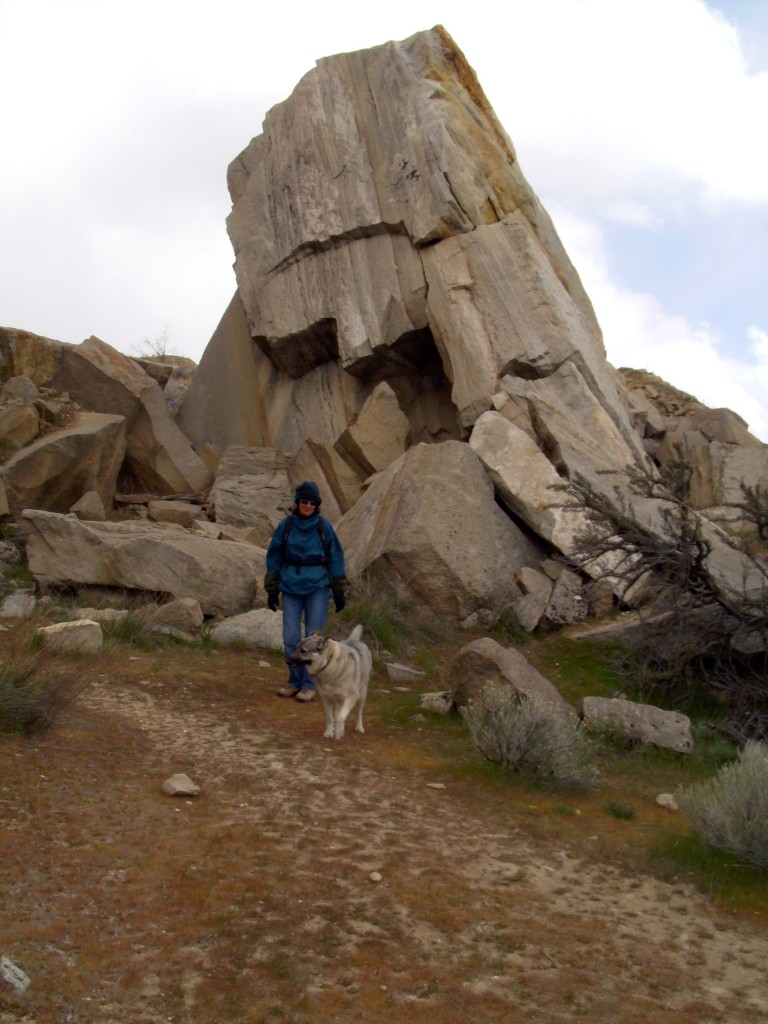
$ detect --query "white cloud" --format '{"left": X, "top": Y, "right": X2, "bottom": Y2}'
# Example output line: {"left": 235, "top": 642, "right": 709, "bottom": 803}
{"left": 553, "top": 205, "right": 768, "bottom": 441}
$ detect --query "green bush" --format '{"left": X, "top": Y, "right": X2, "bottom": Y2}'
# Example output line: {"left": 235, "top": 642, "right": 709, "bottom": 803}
{"left": 604, "top": 799, "right": 637, "bottom": 820}
{"left": 677, "top": 740, "right": 768, "bottom": 869}
{"left": 463, "top": 684, "right": 598, "bottom": 790}
{"left": 0, "top": 651, "right": 89, "bottom": 735}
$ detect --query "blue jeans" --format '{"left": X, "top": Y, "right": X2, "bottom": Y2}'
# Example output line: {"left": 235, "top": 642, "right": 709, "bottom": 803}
{"left": 282, "top": 587, "right": 330, "bottom": 690}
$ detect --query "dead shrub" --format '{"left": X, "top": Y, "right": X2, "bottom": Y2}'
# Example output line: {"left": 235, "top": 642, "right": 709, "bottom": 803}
{"left": 463, "top": 684, "right": 598, "bottom": 790}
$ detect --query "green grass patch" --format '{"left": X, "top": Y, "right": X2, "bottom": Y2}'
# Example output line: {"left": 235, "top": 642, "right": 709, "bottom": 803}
{"left": 521, "top": 634, "right": 627, "bottom": 704}
{"left": 652, "top": 831, "right": 768, "bottom": 915}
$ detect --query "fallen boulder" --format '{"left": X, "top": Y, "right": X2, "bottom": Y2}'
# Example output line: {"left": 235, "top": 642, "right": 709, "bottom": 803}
{"left": 22, "top": 509, "right": 265, "bottom": 617}
{"left": 449, "top": 637, "right": 568, "bottom": 711}
{"left": 579, "top": 695, "right": 693, "bottom": 753}
{"left": 336, "top": 441, "right": 544, "bottom": 625}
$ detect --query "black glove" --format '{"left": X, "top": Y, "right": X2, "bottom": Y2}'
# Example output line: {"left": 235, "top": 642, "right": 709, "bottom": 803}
{"left": 264, "top": 571, "right": 280, "bottom": 611}
{"left": 332, "top": 576, "right": 347, "bottom": 613}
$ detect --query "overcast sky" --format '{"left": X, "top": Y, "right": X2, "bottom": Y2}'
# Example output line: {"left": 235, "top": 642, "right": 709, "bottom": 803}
{"left": 1, "top": 0, "right": 766, "bottom": 439}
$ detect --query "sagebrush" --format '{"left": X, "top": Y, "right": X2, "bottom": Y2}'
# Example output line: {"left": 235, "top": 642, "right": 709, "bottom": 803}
{"left": 0, "top": 651, "right": 89, "bottom": 735}
{"left": 463, "top": 684, "right": 598, "bottom": 789}
{"left": 676, "top": 740, "right": 768, "bottom": 870}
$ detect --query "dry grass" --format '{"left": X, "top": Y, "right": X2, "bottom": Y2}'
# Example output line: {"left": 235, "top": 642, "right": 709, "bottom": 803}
{"left": 1, "top": 622, "right": 767, "bottom": 1023}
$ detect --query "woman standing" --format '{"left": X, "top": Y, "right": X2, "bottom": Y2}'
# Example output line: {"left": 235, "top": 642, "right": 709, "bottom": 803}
{"left": 264, "top": 481, "right": 347, "bottom": 702}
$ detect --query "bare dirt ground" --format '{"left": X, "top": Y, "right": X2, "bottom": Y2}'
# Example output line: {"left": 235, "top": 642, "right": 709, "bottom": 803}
{"left": 2, "top": 639, "right": 768, "bottom": 1024}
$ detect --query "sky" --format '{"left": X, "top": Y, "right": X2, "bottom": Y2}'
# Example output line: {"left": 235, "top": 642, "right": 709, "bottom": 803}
{"left": 1, "top": 0, "right": 767, "bottom": 439}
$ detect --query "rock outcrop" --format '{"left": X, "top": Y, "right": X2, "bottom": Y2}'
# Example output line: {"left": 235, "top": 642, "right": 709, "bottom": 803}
{"left": 0, "top": 27, "right": 765, "bottom": 638}
{"left": 22, "top": 510, "right": 264, "bottom": 617}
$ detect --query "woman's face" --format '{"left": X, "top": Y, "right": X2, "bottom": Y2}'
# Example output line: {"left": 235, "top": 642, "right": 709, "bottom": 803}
{"left": 297, "top": 499, "right": 318, "bottom": 518}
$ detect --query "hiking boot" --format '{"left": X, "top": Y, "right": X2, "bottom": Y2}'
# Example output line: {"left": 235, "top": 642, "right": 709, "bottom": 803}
{"left": 294, "top": 689, "right": 315, "bottom": 703}
{"left": 276, "top": 686, "right": 300, "bottom": 698}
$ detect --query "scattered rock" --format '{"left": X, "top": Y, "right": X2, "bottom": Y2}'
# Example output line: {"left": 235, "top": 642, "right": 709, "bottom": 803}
{"left": 37, "top": 619, "right": 102, "bottom": 653}
{"left": 161, "top": 774, "right": 201, "bottom": 797}
{"left": 0, "top": 955, "right": 30, "bottom": 993}
{"left": 656, "top": 793, "right": 680, "bottom": 811}
{"left": 419, "top": 692, "right": 454, "bottom": 715}
{"left": 0, "top": 593, "right": 36, "bottom": 619}
{"left": 385, "top": 662, "right": 426, "bottom": 683}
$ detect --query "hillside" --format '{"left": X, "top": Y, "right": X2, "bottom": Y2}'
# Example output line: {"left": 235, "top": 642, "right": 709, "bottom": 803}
{"left": 1, "top": 625, "right": 767, "bottom": 1023}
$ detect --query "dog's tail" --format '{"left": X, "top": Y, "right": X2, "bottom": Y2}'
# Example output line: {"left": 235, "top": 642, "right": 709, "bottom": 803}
{"left": 346, "top": 624, "right": 364, "bottom": 643}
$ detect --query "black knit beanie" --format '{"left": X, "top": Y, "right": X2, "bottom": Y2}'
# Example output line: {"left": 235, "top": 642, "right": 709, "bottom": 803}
{"left": 294, "top": 481, "right": 322, "bottom": 506}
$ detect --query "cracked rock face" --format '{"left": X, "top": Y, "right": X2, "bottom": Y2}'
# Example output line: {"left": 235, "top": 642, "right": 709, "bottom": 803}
{"left": 224, "top": 25, "right": 639, "bottom": 450}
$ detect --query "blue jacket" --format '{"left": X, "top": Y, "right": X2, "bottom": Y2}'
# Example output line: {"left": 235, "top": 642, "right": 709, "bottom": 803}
{"left": 266, "top": 513, "right": 346, "bottom": 596}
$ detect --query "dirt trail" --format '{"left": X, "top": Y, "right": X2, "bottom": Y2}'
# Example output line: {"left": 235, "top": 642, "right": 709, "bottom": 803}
{"left": 2, "top": 665, "right": 768, "bottom": 1023}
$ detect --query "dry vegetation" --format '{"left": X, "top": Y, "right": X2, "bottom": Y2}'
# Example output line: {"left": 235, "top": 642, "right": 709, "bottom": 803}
{"left": 1, "top": 617, "right": 768, "bottom": 1024}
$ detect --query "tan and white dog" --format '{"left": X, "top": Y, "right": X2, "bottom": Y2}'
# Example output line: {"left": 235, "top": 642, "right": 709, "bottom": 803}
{"left": 286, "top": 624, "right": 372, "bottom": 740}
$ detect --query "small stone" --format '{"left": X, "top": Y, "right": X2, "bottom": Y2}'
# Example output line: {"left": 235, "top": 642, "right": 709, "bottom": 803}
{"left": 656, "top": 793, "right": 679, "bottom": 811}
{"left": 385, "top": 662, "right": 426, "bottom": 682}
{"left": 0, "top": 956, "right": 30, "bottom": 993}
{"left": 161, "top": 773, "right": 201, "bottom": 797}
{"left": 369, "top": 871, "right": 383, "bottom": 883}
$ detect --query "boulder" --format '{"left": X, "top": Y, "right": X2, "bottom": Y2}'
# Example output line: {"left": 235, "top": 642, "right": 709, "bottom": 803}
{"left": 449, "top": 637, "right": 568, "bottom": 710}
{"left": 37, "top": 619, "right": 103, "bottom": 653}
{"left": 677, "top": 407, "right": 760, "bottom": 447}
{"left": 688, "top": 442, "right": 768, "bottom": 511}
{"left": 579, "top": 696, "right": 693, "bottom": 753}
{"left": 47, "top": 335, "right": 212, "bottom": 495}
{"left": 70, "top": 490, "right": 107, "bottom": 522}
{"left": 470, "top": 411, "right": 595, "bottom": 559}
{"left": 209, "top": 446, "right": 292, "bottom": 544}
{"left": 0, "top": 540, "right": 21, "bottom": 569}
{"left": 0, "top": 593, "right": 36, "bottom": 618}
{"left": 498, "top": 362, "right": 649, "bottom": 495}
{"left": 540, "top": 567, "right": 587, "bottom": 628}
{"left": 0, "top": 374, "right": 42, "bottom": 404}
{"left": 336, "top": 441, "right": 544, "bottom": 624}
{"left": 288, "top": 437, "right": 363, "bottom": 523}
{"left": 0, "top": 326, "right": 65, "bottom": 386}
{"left": 334, "top": 382, "right": 411, "bottom": 478}
{"left": 143, "top": 597, "right": 204, "bottom": 636}
{"left": 0, "top": 403, "right": 39, "bottom": 446}
{"left": 22, "top": 509, "right": 265, "bottom": 617}
{"left": 147, "top": 500, "right": 205, "bottom": 528}
{"left": 0, "top": 411, "right": 126, "bottom": 515}
{"left": 209, "top": 608, "right": 284, "bottom": 651}
{"left": 66, "top": 607, "right": 129, "bottom": 624}
{"left": 513, "top": 566, "right": 553, "bottom": 631}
